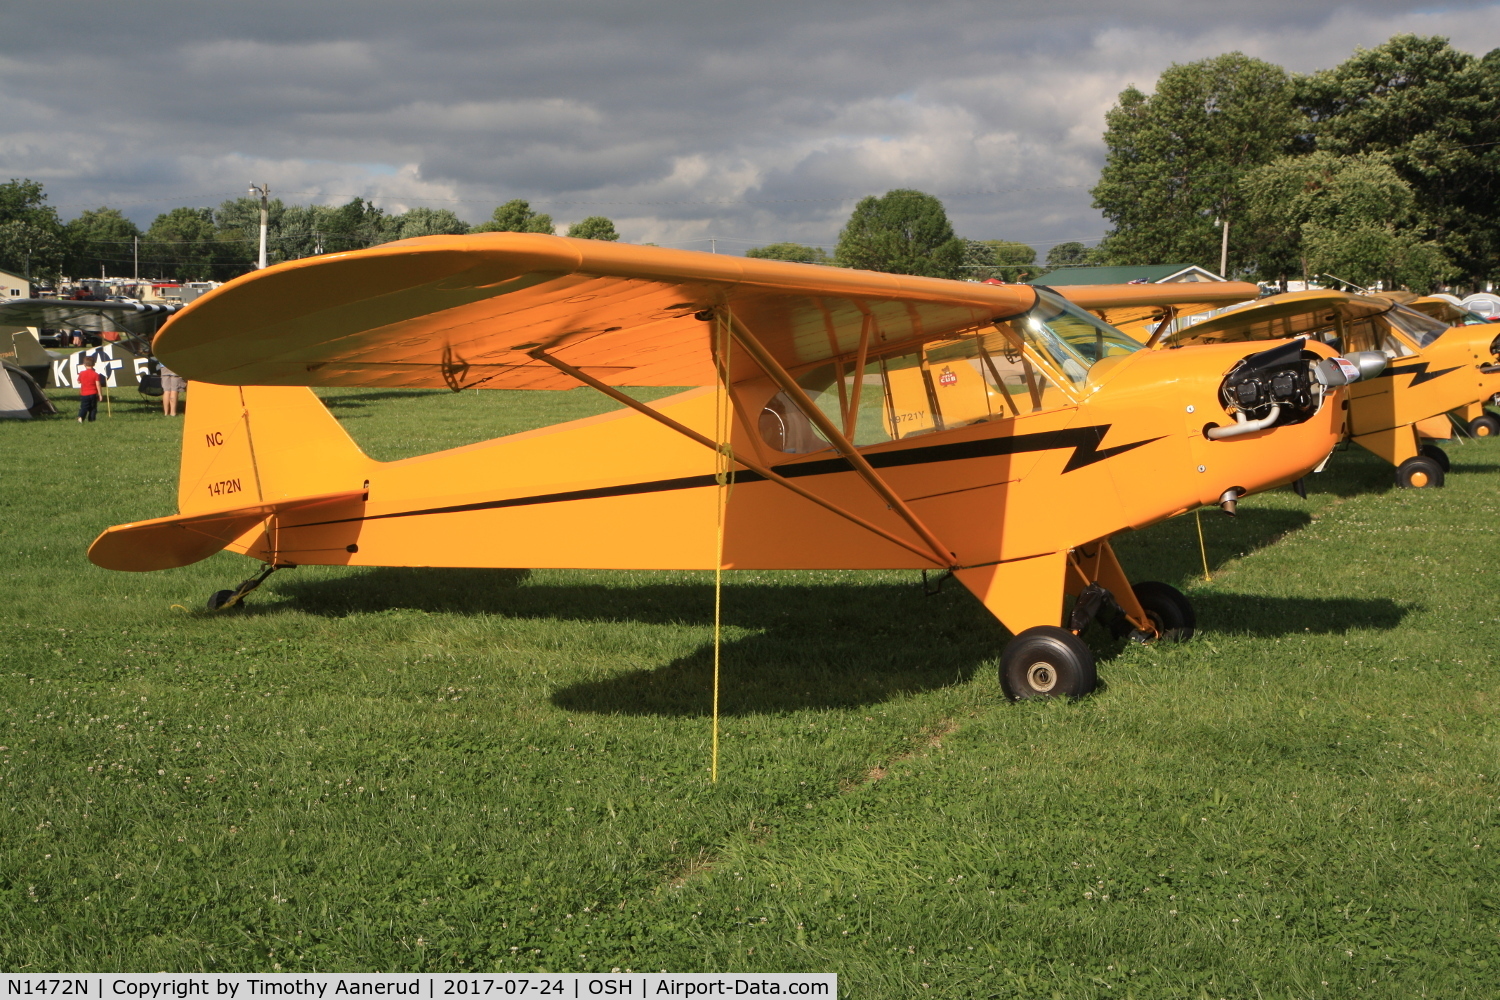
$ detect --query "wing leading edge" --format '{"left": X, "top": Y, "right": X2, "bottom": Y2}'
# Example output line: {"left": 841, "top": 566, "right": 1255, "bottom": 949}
{"left": 153, "top": 233, "right": 1039, "bottom": 391}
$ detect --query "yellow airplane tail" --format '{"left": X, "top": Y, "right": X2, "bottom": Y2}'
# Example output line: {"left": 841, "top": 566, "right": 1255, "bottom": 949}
{"left": 89, "top": 384, "right": 372, "bottom": 572}
{"left": 178, "top": 382, "right": 373, "bottom": 515}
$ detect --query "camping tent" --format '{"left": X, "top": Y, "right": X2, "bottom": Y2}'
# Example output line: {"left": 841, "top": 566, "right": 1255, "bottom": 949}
{"left": 0, "top": 359, "right": 55, "bottom": 419}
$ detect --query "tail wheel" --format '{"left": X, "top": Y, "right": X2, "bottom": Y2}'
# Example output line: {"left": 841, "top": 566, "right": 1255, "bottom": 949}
{"left": 1396, "top": 455, "right": 1445, "bottom": 489}
{"left": 207, "top": 589, "right": 237, "bottom": 611}
{"left": 1419, "top": 443, "right": 1451, "bottom": 471}
{"left": 1000, "top": 626, "right": 1097, "bottom": 701}
{"left": 1130, "top": 581, "right": 1196, "bottom": 642}
{"left": 1468, "top": 414, "right": 1500, "bottom": 438}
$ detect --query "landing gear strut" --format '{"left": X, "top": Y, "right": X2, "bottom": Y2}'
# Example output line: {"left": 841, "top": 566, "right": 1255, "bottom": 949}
{"left": 998, "top": 541, "right": 1197, "bottom": 701}
{"left": 207, "top": 563, "right": 290, "bottom": 611}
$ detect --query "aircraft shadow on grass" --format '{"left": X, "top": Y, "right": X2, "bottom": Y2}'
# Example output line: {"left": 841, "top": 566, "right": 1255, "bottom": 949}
{"left": 273, "top": 565, "right": 1407, "bottom": 717}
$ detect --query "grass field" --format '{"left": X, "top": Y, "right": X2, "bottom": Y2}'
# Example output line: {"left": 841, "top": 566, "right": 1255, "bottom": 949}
{"left": 3, "top": 384, "right": 1498, "bottom": 997}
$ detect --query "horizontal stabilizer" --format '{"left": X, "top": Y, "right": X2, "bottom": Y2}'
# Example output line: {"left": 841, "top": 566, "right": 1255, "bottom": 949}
{"left": 88, "top": 489, "right": 367, "bottom": 572}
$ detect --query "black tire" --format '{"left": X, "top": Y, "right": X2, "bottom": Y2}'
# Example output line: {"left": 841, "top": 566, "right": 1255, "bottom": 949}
{"left": 1468, "top": 414, "right": 1500, "bottom": 439}
{"left": 1000, "top": 626, "right": 1097, "bottom": 701}
{"left": 1395, "top": 455, "right": 1444, "bottom": 489}
{"left": 207, "top": 589, "right": 237, "bottom": 611}
{"left": 1420, "top": 443, "right": 1451, "bottom": 471}
{"left": 1130, "top": 581, "right": 1196, "bottom": 642}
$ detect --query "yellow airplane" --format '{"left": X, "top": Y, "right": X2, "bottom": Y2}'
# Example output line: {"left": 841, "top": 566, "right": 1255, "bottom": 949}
{"left": 89, "top": 235, "right": 1375, "bottom": 699}
{"left": 1062, "top": 286, "right": 1500, "bottom": 486}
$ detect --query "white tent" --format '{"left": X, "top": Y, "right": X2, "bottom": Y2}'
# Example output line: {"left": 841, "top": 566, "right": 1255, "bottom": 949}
{"left": 0, "top": 360, "right": 54, "bottom": 420}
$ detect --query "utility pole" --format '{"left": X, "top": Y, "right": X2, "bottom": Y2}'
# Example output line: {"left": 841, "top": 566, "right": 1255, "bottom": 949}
{"left": 710, "top": 237, "right": 717, "bottom": 254}
{"left": 1219, "top": 217, "right": 1230, "bottom": 278}
{"left": 248, "top": 182, "right": 270, "bottom": 268}
{"left": 133, "top": 236, "right": 138, "bottom": 280}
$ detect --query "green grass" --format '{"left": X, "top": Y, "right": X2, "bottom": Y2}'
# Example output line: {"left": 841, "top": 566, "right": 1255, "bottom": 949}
{"left": 3, "top": 386, "right": 1498, "bottom": 997}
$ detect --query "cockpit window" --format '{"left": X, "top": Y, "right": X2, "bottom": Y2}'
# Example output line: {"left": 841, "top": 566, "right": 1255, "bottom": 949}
{"left": 755, "top": 289, "right": 1146, "bottom": 454}
{"left": 1384, "top": 303, "right": 1450, "bottom": 348}
{"left": 996, "top": 288, "right": 1146, "bottom": 385}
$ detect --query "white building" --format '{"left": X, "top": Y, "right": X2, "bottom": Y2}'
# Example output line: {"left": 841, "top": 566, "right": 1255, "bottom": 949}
{"left": 0, "top": 268, "right": 30, "bottom": 299}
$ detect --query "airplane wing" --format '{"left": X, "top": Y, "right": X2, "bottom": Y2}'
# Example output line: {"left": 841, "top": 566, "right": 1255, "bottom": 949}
{"left": 1052, "top": 282, "right": 1261, "bottom": 342}
{"left": 1162, "top": 290, "right": 1393, "bottom": 347}
{"left": 0, "top": 299, "right": 181, "bottom": 337}
{"left": 153, "top": 233, "right": 1040, "bottom": 390}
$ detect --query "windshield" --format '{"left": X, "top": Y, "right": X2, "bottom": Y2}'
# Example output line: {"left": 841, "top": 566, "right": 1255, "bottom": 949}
{"left": 997, "top": 288, "right": 1145, "bottom": 385}
{"left": 1385, "top": 304, "right": 1451, "bottom": 348}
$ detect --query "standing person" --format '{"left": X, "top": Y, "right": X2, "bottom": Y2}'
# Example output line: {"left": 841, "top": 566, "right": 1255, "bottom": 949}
{"left": 158, "top": 362, "right": 185, "bottom": 416}
{"left": 76, "top": 356, "right": 103, "bottom": 423}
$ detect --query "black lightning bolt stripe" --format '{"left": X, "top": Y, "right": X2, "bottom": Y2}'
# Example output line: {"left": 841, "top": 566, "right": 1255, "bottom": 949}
{"left": 290, "top": 424, "right": 1162, "bottom": 529}
{"left": 1381, "top": 362, "right": 1462, "bottom": 387}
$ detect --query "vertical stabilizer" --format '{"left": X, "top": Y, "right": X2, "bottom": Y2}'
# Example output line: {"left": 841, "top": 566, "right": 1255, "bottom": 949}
{"left": 178, "top": 383, "right": 371, "bottom": 515}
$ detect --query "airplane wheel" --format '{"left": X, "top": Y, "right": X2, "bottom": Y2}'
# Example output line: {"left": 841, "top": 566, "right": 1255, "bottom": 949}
{"left": 207, "top": 589, "right": 237, "bottom": 611}
{"left": 1395, "top": 455, "right": 1445, "bottom": 489}
{"left": 1000, "top": 626, "right": 1096, "bottom": 701}
{"left": 1130, "top": 581, "right": 1195, "bottom": 642}
{"left": 1468, "top": 414, "right": 1500, "bottom": 438}
{"left": 1420, "top": 443, "right": 1451, "bottom": 471}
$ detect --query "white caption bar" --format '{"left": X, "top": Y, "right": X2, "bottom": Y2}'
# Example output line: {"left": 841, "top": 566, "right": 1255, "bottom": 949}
{"left": 2, "top": 975, "right": 835, "bottom": 1000}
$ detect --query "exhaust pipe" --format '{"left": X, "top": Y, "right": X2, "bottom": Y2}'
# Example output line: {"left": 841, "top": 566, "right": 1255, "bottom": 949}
{"left": 1218, "top": 487, "right": 1242, "bottom": 516}
{"left": 1206, "top": 405, "right": 1281, "bottom": 440}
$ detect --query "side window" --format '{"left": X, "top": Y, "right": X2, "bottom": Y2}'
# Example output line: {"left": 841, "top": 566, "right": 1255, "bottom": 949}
{"left": 756, "top": 331, "right": 1060, "bottom": 454}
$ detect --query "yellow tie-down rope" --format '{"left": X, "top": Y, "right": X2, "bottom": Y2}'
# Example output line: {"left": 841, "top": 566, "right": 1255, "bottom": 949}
{"left": 711, "top": 310, "right": 735, "bottom": 782}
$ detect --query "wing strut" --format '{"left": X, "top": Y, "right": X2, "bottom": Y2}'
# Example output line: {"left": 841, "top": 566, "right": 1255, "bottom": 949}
{"left": 720, "top": 311, "right": 957, "bottom": 569}
{"left": 527, "top": 348, "right": 951, "bottom": 567}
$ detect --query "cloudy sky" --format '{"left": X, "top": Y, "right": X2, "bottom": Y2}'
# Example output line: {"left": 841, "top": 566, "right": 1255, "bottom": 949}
{"left": 6, "top": 1, "right": 1500, "bottom": 256}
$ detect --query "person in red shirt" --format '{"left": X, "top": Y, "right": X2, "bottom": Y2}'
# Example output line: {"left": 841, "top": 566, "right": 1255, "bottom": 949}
{"left": 76, "top": 356, "right": 103, "bottom": 423}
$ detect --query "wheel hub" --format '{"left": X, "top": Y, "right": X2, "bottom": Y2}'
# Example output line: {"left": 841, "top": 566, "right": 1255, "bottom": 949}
{"left": 1410, "top": 470, "right": 1430, "bottom": 487}
{"left": 1479, "top": 425, "right": 1492, "bottom": 437}
{"left": 1026, "top": 661, "right": 1058, "bottom": 693}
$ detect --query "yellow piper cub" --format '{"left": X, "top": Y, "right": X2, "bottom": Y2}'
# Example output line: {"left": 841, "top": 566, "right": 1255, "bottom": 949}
{"left": 90, "top": 235, "right": 1379, "bottom": 699}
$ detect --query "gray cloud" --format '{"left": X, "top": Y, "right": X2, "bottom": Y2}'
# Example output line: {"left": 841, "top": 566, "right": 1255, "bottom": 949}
{"left": 5, "top": 1, "right": 1499, "bottom": 254}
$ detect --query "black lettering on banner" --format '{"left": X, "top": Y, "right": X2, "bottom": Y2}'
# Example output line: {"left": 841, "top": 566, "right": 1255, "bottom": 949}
{"left": 7, "top": 985, "right": 89, "bottom": 997}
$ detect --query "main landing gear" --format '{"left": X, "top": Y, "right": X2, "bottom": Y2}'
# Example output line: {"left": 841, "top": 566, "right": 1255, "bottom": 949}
{"left": 206, "top": 563, "right": 290, "bottom": 611}
{"left": 998, "top": 551, "right": 1195, "bottom": 701}
{"left": 1468, "top": 414, "right": 1500, "bottom": 438}
{"left": 1396, "top": 452, "right": 1445, "bottom": 489}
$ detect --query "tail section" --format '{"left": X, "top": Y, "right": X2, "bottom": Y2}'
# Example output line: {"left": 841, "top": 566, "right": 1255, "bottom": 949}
{"left": 178, "top": 383, "right": 372, "bottom": 515}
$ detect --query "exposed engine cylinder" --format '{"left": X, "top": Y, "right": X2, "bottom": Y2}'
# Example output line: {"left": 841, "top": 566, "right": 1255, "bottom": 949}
{"left": 1216, "top": 340, "right": 1327, "bottom": 429}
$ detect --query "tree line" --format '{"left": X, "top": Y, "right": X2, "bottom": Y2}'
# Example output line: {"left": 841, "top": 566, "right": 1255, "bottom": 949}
{"left": 1090, "top": 33, "right": 1500, "bottom": 291}
{"left": 0, "top": 187, "right": 620, "bottom": 283}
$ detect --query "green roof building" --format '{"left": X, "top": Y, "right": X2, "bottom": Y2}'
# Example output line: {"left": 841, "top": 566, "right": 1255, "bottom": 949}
{"left": 1027, "top": 264, "right": 1224, "bottom": 286}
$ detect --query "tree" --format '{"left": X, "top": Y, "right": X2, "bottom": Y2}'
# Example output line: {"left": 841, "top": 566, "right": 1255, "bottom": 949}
{"left": 834, "top": 189, "right": 965, "bottom": 278}
{"left": 386, "top": 207, "right": 470, "bottom": 242}
{"left": 964, "top": 239, "right": 1037, "bottom": 281}
{"left": 473, "top": 199, "right": 554, "bottom": 234}
{"left": 321, "top": 197, "right": 392, "bottom": 252}
{"left": 63, "top": 207, "right": 143, "bottom": 280}
{"left": 566, "top": 216, "right": 620, "bottom": 241}
{"left": 1046, "top": 242, "right": 1096, "bottom": 267}
{"left": 141, "top": 207, "right": 225, "bottom": 281}
{"left": 1297, "top": 34, "right": 1500, "bottom": 285}
{"left": 1243, "top": 151, "right": 1450, "bottom": 289}
{"left": 744, "top": 241, "right": 830, "bottom": 264}
{"left": 212, "top": 196, "right": 279, "bottom": 274}
{"left": 0, "top": 179, "right": 65, "bottom": 280}
{"left": 1092, "top": 53, "right": 1304, "bottom": 273}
